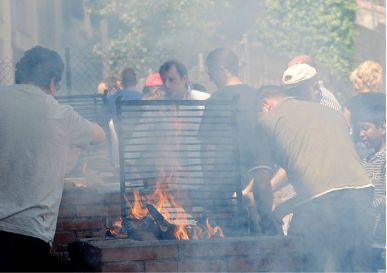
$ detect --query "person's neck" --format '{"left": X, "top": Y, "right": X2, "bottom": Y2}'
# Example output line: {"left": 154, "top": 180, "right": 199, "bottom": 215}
{"left": 123, "top": 85, "right": 137, "bottom": 90}
{"left": 377, "top": 142, "right": 386, "bottom": 153}
{"left": 225, "top": 76, "right": 243, "bottom": 87}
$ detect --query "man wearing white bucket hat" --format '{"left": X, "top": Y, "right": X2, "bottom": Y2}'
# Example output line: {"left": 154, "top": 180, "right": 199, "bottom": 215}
{"left": 284, "top": 55, "right": 342, "bottom": 112}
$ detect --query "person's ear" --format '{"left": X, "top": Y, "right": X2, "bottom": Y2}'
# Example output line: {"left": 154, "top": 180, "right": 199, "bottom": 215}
{"left": 262, "top": 99, "right": 271, "bottom": 113}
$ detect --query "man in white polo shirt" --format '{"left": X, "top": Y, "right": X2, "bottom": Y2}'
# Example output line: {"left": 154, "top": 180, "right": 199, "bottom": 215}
{"left": 0, "top": 46, "right": 105, "bottom": 271}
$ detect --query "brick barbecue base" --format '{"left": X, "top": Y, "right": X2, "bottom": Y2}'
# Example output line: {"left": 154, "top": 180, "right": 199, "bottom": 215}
{"left": 69, "top": 236, "right": 303, "bottom": 272}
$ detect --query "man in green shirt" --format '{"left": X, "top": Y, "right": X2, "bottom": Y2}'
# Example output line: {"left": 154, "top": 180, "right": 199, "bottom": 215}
{"left": 257, "top": 85, "right": 374, "bottom": 272}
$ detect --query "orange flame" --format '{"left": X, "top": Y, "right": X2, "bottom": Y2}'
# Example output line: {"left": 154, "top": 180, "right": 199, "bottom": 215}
{"left": 192, "top": 225, "right": 203, "bottom": 240}
{"left": 109, "top": 180, "right": 224, "bottom": 240}
{"left": 109, "top": 217, "right": 123, "bottom": 236}
{"left": 205, "top": 217, "right": 224, "bottom": 239}
{"left": 131, "top": 191, "right": 148, "bottom": 219}
{"left": 175, "top": 225, "right": 189, "bottom": 240}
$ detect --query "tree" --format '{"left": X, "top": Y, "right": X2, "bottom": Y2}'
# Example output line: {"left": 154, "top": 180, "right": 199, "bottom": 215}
{"left": 251, "top": 0, "right": 357, "bottom": 79}
{"left": 85, "top": 0, "right": 263, "bottom": 76}
{"left": 85, "top": 0, "right": 218, "bottom": 75}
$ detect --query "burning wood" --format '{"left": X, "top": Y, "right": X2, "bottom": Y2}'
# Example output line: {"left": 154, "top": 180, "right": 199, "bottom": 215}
{"left": 107, "top": 182, "right": 224, "bottom": 241}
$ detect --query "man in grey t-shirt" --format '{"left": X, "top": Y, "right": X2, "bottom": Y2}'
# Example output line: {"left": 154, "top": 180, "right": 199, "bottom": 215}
{"left": 0, "top": 46, "right": 105, "bottom": 271}
{"left": 257, "top": 85, "right": 373, "bottom": 272}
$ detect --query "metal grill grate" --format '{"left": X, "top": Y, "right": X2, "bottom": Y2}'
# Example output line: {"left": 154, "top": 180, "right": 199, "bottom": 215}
{"left": 116, "top": 99, "right": 245, "bottom": 236}
{"left": 55, "top": 94, "right": 108, "bottom": 126}
{"left": 55, "top": 94, "right": 114, "bottom": 177}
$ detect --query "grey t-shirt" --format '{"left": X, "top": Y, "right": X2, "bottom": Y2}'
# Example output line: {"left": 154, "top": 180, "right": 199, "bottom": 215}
{"left": 259, "top": 98, "right": 372, "bottom": 205}
{"left": 0, "top": 84, "right": 96, "bottom": 242}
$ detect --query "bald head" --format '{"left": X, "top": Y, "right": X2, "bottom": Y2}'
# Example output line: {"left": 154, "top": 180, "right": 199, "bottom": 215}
{"left": 287, "top": 55, "right": 316, "bottom": 68}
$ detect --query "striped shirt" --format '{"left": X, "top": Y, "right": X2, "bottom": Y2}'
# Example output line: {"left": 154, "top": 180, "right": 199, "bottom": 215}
{"left": 318, "top": 82, "right": 342, "bottom": 113}
{"left": 362, "top": 147, "right": 386, "bottom": 245}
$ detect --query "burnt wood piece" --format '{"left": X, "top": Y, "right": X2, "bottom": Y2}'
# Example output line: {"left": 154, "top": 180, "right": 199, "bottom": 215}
{"left": 146, "top": 204, "right": 176, "bottom": 240}
{"left": 124, "top": 216, "right": 158, "bottom": 241}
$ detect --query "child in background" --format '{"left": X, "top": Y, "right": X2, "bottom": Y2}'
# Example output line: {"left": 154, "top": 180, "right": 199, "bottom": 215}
{"left": 358, "top": 103, "right": 386, "bottom": 268}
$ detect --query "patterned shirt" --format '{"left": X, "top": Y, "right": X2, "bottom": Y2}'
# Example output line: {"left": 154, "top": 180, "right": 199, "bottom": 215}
{"left": 318, "top": 82, "right": 342, "bottom": 113}
{"left": 362, "top": 147, "right": 386, "bottom": 245}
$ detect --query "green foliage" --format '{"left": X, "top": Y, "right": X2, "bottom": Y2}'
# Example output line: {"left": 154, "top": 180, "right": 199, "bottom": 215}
{"left": 85, "top": 0, "right": 357, "bottom": 83}
{"left": 85, "top": 0, "right": 218, "bottom": 75}
{"left": 84, "top": 0, "right": 263, "bottom": 76}
{"left": 251, "top": 0, "right": 357, "bottom": 78}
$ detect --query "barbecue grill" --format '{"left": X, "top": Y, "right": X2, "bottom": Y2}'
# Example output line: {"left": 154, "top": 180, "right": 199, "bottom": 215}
{"left": 55, "top": 94, "right": 108, "bottom": 127}
{"left": 115, "top": 99, "right": 247, "bottom": 237}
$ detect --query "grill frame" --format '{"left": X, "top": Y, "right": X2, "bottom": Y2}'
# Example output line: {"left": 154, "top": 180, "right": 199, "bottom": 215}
{"left": 116, "top": 98, "right": 246, "bottom": 237}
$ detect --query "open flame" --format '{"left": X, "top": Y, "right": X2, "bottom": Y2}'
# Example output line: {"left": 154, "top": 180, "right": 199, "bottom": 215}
{"left": 131, "top": 191, "right": 148, "bottom": 219}
{"left": 108, "top": 181, "right": 224, "bottom": 240}
{"left": 108, "top": 108, "right": 224, "bottom": 240}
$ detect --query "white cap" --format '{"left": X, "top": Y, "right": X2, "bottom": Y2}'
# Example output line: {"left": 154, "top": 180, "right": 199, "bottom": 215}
{"left": 282, "top": 63, "right": 317, "bottom": 85}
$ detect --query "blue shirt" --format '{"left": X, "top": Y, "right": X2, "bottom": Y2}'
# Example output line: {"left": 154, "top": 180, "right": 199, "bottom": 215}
{"left": 107, "top": 89, "right": 142, "bottom": 117}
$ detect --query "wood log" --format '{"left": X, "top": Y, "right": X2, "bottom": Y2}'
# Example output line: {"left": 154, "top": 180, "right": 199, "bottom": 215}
{"left": 146, "top": 204, "right": 176, "bottom": 240}
{"left": 125, "top": 216, "right": 158, "bottom": 240}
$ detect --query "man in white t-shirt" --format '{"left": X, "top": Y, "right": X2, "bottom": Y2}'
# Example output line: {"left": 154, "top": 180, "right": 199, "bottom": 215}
{"left": 0, "top": 46, "right": 105, "bottom": 271}
{"left": 159, "top": 59, "right": 210, "bottom": 100}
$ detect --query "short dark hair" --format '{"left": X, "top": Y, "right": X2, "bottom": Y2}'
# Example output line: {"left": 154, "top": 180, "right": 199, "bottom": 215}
{"left": 159, "top": 60, "right": 187, "bottom": 78}
{"left": 358, "top": 105, "right": 386, "bottom": 127}
{"left": 282, "top": 79, "right": 314, "bottom": 100}
{"left": 15, "top": 46, "right": 64, "bottom": 90}
{"left": 206, "top": 48, "right": 239, "bottom": 76}
{"left": 257, "top": 85, "right": 285, "bottom": 100}
{"left": 348, "top": 92, "right": 386, "bottom": 127}
{"left": 121, "top": 67, "right": 137, "bottom": 88}
{"left": 104, "top": 76, "right": 119, "bottom": 91}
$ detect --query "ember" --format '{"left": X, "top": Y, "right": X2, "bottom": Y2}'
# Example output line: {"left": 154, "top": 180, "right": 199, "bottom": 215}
{"left": 107, "top": 181, "right": 224, "bottom": 240}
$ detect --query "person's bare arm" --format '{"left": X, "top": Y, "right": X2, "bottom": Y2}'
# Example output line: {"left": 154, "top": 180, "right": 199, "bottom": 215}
{"left": 271, "top": 168, "right": 288, "bottom": 192}
{"left": 90, "top": 123, "right": 105, "bottom": 145}
{"left": 252, "top": 168, "right": 274, "bottom": 215}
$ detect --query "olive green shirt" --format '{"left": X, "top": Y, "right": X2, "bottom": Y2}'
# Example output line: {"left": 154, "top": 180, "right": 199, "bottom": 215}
{"left": 259, "top": 98, "right": 372, "bottom": 205}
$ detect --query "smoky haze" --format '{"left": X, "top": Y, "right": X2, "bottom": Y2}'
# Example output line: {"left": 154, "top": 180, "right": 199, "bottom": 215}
{"left": 1, "top": 0, "right": 384, "bottom": 272}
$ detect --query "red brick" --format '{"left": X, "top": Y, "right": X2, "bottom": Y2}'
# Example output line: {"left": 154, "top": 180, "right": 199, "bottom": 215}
{"left": 55, "top": 219, "right": 66, "bottom": 231}
{"left": 227, "top": 256, "right": 302, "bottom": 272}
{"left": 101, "top": 261, "right": 144, "bottom": 272}
{"left": 76, "top": 205, "right": 108, "bottom": 217}
{"left": 107, "top": 204, "right": 122, "bottom": 217}
{"left": 180, "top": 237, "right": 300, "bottom": 257}
{"left": 178, "top": 258, "right": 226, "bottom": 272}
{"left": 54, "top": 231, "right": 76, "bottom": 244}
{"left": 60, "top": 218, "right": 105, "bottom": 231}
{"left": 228, "top": 256, "right": 272, "bottom": 272}
{"left": 61, "top": 191, "right": 105, "bottom": 205}
{"left": 58, "top": 205, "right": 74, "bottom": 218}
{"left": 145, "top": 259, "right": 178, "bottom": 272}
{"left": 76, "top": 230, "right": 106, "bottom": 240}
{"left": 101, "top": 244, "right": 178, "bottom": 262}
{"left": 104, "top": 192, "right": 122, "bottom": 204}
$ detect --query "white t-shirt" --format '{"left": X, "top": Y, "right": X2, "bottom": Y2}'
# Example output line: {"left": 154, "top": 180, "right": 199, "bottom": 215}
{"left": 0, "top": 84, "right": 96, "bottom": 242}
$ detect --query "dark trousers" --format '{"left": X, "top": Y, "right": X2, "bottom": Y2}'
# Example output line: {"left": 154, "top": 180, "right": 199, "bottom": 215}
{"left": 0, "top": 230, "right": 62, "bottom": 272}
{"left": 288, "top": 187, "right": 374, "bottom": 272}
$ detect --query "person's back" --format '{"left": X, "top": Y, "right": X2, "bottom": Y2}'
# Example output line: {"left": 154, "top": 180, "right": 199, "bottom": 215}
{"left": 260, "top": 98, "right": 370, "bottom": 203}
{"left": 205, "top": 84, "right": 259, "bottom": 169}
{"left": 0, "top": 84, "right": 96, "bottom": 240}
{"left": 258, "top": 87, "right": 374, "bottom": 271}
{"left": 107, "top": 68, "right": 142, "bottom": 117}
{"left": 0, "top": 46, "right": 105, "bottom": 271}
